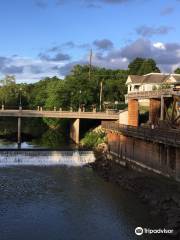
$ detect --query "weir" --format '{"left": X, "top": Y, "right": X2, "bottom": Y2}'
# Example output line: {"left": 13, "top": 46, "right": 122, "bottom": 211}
{"left": 0, "top": 150, "right": 95, "bottom": 167}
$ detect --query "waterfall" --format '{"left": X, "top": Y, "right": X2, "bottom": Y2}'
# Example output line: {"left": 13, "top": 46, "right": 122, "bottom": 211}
{"left": 0, "top": 150, "right": 95, "bottom": 167}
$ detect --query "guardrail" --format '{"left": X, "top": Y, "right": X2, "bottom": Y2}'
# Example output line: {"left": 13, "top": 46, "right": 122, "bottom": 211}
{"left": 102, "top": 121, "right": 180, "bottom": 147}
{"left": 127, "top": 89, "right": 180, "bottom": 99}
{"left": 0, "top": 109, "right": 119, "bottom": 120}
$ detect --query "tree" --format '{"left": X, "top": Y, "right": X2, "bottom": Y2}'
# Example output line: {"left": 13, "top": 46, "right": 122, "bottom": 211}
{"left": 174, "top": 68, "right": 180, "bottom": 74}
{"left": 63, "top": 65, "right": 128, "bottom": 110}
{"left": 0, "top": 75, "right": 16, "bottom": 86}
{"left": 128, "top": 58, "right": 144, "bottom": 75}
{"left": 128, "top": 58, "right": 160, "bottom": 75}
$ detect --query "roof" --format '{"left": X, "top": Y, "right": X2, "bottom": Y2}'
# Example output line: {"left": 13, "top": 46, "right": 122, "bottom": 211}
{"left": 143, "top": 74, "right": 169, "bottom": 84}
{"left": 128, "top": 75, "right": 144, "bottom": 84}
{"left": 172, "top": 75, "right": 180, "bottom": 82}
{"left": 127, "top": 73, "right": 180, "bottom": 85}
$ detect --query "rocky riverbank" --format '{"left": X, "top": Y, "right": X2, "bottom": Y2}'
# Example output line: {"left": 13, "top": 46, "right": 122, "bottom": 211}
{"left": 92, "top": 151, "right": 180, "bottom": 239}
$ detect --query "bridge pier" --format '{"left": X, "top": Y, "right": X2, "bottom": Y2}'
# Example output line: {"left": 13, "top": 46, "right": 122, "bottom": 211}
{"left": 70, "top": 118, "right": 80, "bottom": 144}
{"left": 128, "top": 99, "right": 139, "bottom": 126}
{"left": 149, "top": 98, "right": 161, "bottom": 125}
{"left": 17, "top": 117, "right": 21, "bottom": 148}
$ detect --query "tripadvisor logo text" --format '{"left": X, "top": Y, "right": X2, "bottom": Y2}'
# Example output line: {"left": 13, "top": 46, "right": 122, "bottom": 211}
{"left": 135, "top": 227, "right": 174, "bottom": 236}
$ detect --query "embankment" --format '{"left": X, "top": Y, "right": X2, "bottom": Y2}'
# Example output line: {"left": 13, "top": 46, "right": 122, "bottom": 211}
{"left": 92, "top": 151, "right": 180, "bottom": 238}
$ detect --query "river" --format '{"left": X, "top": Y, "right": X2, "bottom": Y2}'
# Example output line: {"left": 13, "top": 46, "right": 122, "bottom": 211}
{"left": 0, "top": 140, "right": 166, "bottom": 240}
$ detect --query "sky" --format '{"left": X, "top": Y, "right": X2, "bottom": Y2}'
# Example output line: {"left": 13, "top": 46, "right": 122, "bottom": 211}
{"left": 0, "top": 0, "right": 180, "bottom": 83}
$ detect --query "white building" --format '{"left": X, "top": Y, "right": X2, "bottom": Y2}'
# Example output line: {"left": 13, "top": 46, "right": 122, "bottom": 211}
{"left": 125, "top": 73, "right": 180, "bottom": 104}
{"left": 126, "top": 73, "right": 180, "bottom": 93}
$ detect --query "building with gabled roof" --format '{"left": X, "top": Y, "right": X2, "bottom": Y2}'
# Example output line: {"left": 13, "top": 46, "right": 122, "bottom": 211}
{"left": 126, "top": 73, "right": 180, "bottom": 94}
{"left": 125, "top": 73, "right": 180, "bottom": 104}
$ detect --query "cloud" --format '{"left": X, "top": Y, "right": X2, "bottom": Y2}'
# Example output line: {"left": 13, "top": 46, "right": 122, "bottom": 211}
{"left": 160, "top": 6, "right": 174, "bottom": 16}
{"left": 86, "top": 3, "right": 101, "bottom": 8}
{"left": 1, "top": 38, "right": 180, "bottom": 83}
{"left": 101, "top": 0, "right": 132, "bottom": 3}
{"left": 59, "top": 38, "right": 180, "bottom": 75}
{"left": 39, "top": 52, "right": 71, "bottom": 61}
{"left": 85, "top": 0, "right": 133, "bottom": 5}
{"left": 93, "top": 39, "right": 114, "bottom": 50}
{"left": 153, "top": 42, "right": 166, "bottom": 50}
{"left": 56, "top": 0, "right": 65, "bottom": 5}
{"left": 136, "top": 25, "right": 174, "bottom": 37}
{"left": 120, "top": 38, "right": 180, "bottom": 71}
{"left": 34, "top": 0, "right": 48, "bottom": 8}
{"left": 0, "top": 56, "right": 65, "bottom": 83}
{"left": 0, "top": 57, "right": 11, "bottom": 69}
{"left": 47, "top": 41, "right": 90, "bottom": 52}
{"left": 1, "top": 65, "right": 24, "bottom": 74}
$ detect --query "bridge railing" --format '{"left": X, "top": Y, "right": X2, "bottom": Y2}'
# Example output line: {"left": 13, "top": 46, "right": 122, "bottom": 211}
{"left": 127, "top": 89, "right": 180, "bottom": 99}
{"left": 102, "top": 121, "right": 180, "bottom": 146}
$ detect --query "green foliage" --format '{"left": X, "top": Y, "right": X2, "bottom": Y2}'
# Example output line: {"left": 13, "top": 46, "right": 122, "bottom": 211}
{"left": 32, "top": 129, "right": 67, "bottom": 148}
{"left": 64, "top": 65, "right": 128, "bottom": 110}
{"left": 128, "top": 58, "right": 160, "bottom": 75}
{"left": 174, "top": 68, "right": 180, "bottom": 74}
{"left": 0, "top": 75, "right": 16, "bottom": 86}
{"left": 80, "top": 129, "right": 106, "bottom": 148}
{"left": 158, "top": 84, "right": 171, "bottom": 89}
{"left": 0, "top": 59, "right": 159, "bottom": 113}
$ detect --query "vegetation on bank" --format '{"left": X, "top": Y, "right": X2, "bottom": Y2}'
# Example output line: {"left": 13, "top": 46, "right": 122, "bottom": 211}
{"left": 80, "top": 128, "right": 106, "bottom": 148}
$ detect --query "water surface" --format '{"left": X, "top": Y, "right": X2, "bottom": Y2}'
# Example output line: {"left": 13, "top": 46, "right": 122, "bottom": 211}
{"left": 0, "top": 165, "right": 163, "bottom": 240}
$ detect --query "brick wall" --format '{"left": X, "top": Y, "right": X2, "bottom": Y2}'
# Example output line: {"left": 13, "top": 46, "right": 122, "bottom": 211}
{"left": 128, "top": 99, "right": 139, "bottom": 126}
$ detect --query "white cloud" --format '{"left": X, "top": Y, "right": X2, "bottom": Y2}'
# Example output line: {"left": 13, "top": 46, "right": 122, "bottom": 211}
{"left": 153, "top": 42, "right": 166, "bottom": 50}
{"left": 0, "top": 56, "right": 65, "bottom": 83}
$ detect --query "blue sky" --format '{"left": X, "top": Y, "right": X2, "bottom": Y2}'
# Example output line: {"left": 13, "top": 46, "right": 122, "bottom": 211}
{"left": 0, "top": 0, "right": 180, "bottom": 83}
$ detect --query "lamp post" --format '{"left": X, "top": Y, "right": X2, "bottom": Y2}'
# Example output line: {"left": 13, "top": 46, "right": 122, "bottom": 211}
{"left": 99, "top": 80, "right": 103, "bottom": 112}
{"left": 79, "top": 90, "right": 82, "bottom": 111}
{"left": 19, "top": 87, "right": 22, "bottom": 110}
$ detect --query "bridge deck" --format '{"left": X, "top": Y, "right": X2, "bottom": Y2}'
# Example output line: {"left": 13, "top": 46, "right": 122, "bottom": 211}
{"left": 0, "top": 110, "right": 119, "bottom": 120}
{"left": 102, "top": 121, "right": 180, "bottom": 147}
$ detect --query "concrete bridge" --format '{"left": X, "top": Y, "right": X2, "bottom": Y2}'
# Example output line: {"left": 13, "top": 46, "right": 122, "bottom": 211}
{"left": 0, "top": 109, "right": 119, "bottom": 145}
{"left": 0, "top": 109, "right": 119, "bottom": 120}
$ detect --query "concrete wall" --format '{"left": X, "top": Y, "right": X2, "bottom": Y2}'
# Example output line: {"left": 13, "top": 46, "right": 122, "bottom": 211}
{"left": 119, "top": 110, "right": 128, "bottom": 124}
{"left": 107, "top": 131, "right": 180, "bottom": 181}
{"left": 70, "top": 118, "right": 80, "bottom": 144}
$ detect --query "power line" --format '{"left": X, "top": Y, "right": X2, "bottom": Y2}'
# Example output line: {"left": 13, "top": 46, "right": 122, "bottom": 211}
{"left": 89, "top": 49, "right": 92, "bottom": 81}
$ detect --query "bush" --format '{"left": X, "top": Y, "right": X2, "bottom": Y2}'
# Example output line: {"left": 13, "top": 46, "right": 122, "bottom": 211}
{"left": 80, "top": 129, "right": 106, "bottom": 148}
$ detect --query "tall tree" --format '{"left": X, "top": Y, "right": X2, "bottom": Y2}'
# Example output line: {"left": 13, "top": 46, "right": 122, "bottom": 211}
{"left": 128, "top": 58, "right": 144, "bottom": 75}
{"left": 128, "top": 58, "right": 160, "bottom": 75}
{"left": 174, "top": 68, "right": 180, "bottom": 74}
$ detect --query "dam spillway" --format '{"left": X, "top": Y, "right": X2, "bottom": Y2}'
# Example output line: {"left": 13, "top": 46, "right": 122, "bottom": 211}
{"left": 0, "top": 150, "right": 95, "bottom": 167}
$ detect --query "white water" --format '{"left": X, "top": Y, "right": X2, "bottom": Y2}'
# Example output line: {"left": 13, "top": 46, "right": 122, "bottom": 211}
{"left": 0, "top": 150, "right": 95, "bottom": 167}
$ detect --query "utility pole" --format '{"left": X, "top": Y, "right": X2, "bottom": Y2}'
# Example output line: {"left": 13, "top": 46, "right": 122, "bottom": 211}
{"left": 99, "top": 79, "right": 103, "bottom": 112}
{"left": 89, "top": 49, "right": 92, "bottom": 81}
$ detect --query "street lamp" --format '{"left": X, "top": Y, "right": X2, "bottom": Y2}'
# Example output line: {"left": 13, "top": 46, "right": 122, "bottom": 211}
{"left": 79, "top": 90, "right": 82, "bottom": 110}
{"left": 19, "top": 87, "right": 22, "bottom": 109}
